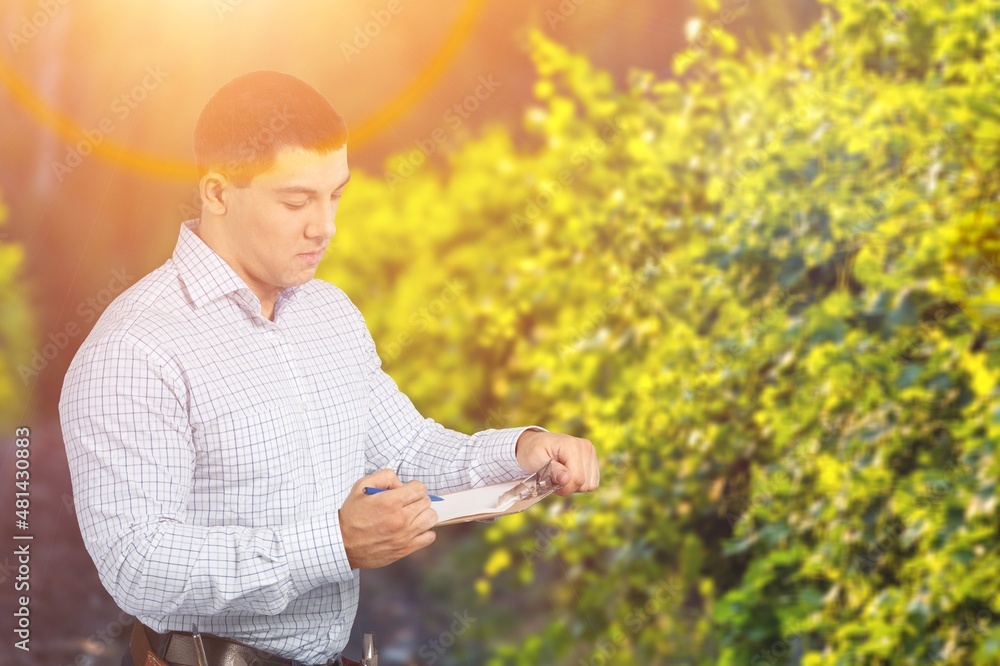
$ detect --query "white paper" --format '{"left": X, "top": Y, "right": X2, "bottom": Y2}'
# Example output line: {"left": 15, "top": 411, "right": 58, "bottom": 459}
{"left": 432, "top": 481, "right": 519, "bottom": 524}
{"left": 433, "top": 480, "right": 555, "bottom": 526}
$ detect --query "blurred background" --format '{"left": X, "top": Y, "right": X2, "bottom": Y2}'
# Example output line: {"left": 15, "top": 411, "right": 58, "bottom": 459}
{"left": 1, "top": 0, "right": 998, "bottom": 664}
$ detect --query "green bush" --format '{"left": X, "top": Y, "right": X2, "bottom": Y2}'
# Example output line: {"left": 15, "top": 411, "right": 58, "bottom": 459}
{"left": 318, "top": 0, "right": 999, "bottom": 662}
{"left": 0, "top": 192, "right": 32, "bottom": 429}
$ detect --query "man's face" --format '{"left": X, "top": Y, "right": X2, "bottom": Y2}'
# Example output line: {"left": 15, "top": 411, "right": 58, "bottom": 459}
{"left": 220, "top": 144, "right": 350, "bottom": 303}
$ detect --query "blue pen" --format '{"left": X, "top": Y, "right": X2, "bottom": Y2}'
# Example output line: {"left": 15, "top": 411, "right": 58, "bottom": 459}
{"left": 363, "top": 486, "right": 444, "bottom": 502}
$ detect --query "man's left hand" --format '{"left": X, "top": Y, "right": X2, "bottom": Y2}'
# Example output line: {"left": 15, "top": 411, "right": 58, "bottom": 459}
{"left": 515, "top": 429, "right": 599, "bottom": 496}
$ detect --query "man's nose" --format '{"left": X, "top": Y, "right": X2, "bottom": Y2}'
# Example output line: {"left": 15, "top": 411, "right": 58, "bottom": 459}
{"left": 307, "top": 203, "right": 337, "bottom": 239}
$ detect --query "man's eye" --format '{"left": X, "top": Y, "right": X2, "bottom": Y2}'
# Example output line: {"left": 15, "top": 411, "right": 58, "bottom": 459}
{"left": 283, "top": 201, "right": 308, "bottom": 210}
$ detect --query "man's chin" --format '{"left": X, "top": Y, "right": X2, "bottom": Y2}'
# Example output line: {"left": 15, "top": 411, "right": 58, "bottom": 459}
{"left": 287, "top": 268, "right": 319, "bottom": 287}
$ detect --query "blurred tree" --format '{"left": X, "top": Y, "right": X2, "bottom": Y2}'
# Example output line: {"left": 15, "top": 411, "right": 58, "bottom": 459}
{"left": 319, "top": 0, "right": 999, "bottom": 663}
{"left": 0, "top": 190, "right": 33, "bottom": 428}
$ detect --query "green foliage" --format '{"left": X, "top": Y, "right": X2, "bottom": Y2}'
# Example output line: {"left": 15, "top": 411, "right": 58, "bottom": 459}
{"left": 318, "top": 0, "right": 999, "bottom": 662}
{"left": 0, "top": 192, "right": 32, "bottom": 428}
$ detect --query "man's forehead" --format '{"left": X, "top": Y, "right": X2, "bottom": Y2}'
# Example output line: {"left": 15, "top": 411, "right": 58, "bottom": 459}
{"left": 257, "top": 145, "right": 350, "bottom": 188}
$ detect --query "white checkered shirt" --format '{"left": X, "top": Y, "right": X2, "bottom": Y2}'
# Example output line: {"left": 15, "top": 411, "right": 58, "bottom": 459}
{"left": 58, "top": 220, "right": 542, "bottom": 664}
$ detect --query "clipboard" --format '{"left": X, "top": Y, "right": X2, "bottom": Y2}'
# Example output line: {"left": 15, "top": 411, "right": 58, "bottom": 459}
{"left": 434, "top": 459, "right": 562, "bottom": 525}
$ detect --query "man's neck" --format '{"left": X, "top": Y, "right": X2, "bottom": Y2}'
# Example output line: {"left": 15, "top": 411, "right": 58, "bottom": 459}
{"left": 195, "top": 219, "right": 279, "bottom": 322}
{"left": 261, "top": 301, "right": 276, "bottom": 322}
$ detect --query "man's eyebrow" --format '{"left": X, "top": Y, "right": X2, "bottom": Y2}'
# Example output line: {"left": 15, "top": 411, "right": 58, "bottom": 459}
{"left": 272, "top": 174, "right": 352, "bottom": 195}
{"left": 273, "top": 186, "right": 316, "bottom": 195}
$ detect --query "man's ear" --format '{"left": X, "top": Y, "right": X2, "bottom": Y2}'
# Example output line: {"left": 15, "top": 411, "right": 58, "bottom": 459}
{"left": 199, "top": 170, "right": 230, "bottom": 215}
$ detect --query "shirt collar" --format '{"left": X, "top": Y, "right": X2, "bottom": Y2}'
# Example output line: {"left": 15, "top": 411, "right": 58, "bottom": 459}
{"left": 172, "top": 219, "right": 306, "bottom": 317}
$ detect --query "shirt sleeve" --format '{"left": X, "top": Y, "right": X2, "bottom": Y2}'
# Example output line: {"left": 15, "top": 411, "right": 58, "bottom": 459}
{"left": 58, "top": 329, "right": 355, "bottom": 619}
{"left": 350, "top": 303, "right": 547, "bottom": 494}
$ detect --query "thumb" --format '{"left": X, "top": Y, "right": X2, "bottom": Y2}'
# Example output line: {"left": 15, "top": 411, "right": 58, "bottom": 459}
{"left": 548, "top": 460, "right": 572, "bottom": 488}
{"left": 356, "top": 468, "right": 402, "bottom": 493}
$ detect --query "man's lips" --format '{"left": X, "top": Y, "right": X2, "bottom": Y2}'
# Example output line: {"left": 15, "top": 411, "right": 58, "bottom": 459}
{"left": 297, "top": 248, "right": 326, "bottom": 263}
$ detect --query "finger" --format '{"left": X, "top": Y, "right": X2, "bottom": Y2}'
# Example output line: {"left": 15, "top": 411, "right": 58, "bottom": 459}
{"left": 359, "top": 468, "right": 402, "bottom": 493}
{"left": 407, "top": 528, "right": 437, "bottom": 554}
{"left": 397, "top": 480, "right": 433, "bottom": 506}
{"left": 574, "top": 448, "right": 589, "bottom": 487}
{"left": 402, "top": 495, "right": 433, "bottom": 521}
{"left": 591, "top": 446, "right": 601, "bottom": 489}
{"left": 368, "top": 481, "right": 430, "bottom": 510}
{"left": 549, "top": 460, "right": 575, "bottom": 496}
{"left": 581, "top": 445, "right": 599, "bottom": 491}
{"left": 588, "top": 458, "right": 600, "bottom": 490}
{"left": 549, "top": 460, "right": 573, "bottom": 488}
{"left": 563, "top": 440, "right": 596, "bottom": 494}
{"left": 579, "top": 462, "right": 598, "bottom": 492}
{"left": 411, "top": 504, "right": 439, "bottom": 531}
{"left": 573, "top": 440, "right": 598, "bottom": 491}
{"left": 403, "top": 504, "right": 439, "bottom": 537}
{"left": 566, "top": 445, "right": 589, "bottom": 491}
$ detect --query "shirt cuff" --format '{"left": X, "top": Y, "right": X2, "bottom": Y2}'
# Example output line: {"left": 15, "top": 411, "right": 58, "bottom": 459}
{"left": 280, "top": 511, "right": 355, "bottom": 596}
{"left": 472, "top": 425, "right": 548, "bottom": 485}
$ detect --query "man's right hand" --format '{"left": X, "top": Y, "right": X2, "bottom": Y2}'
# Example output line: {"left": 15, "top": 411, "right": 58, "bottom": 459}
{"left": 338, "top": 469, "right": 438, "bottom": 569}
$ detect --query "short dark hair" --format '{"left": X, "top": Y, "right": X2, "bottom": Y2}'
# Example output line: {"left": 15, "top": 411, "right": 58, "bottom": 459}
{"left": 194, "top": 71, "right": 348, "bottom": 186}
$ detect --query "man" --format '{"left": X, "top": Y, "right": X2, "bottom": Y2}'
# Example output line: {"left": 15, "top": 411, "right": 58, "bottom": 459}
{"left": 59, "top": 71, "right": 599, "bottom": 666}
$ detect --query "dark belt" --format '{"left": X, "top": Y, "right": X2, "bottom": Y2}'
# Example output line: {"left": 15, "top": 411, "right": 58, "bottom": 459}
{"left": 130, "top": 620, "right": 359, "bottom": 666}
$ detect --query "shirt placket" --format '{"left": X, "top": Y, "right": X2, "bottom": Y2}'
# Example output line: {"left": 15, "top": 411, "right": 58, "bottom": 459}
{"left": 262, "top": 320, "right": 319, "bottom": 504}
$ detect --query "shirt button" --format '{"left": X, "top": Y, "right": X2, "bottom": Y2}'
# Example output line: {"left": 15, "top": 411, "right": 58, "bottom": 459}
{"left": 301, "top": 402, "right": 310, "bottom": 412}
